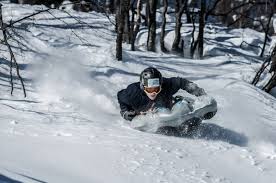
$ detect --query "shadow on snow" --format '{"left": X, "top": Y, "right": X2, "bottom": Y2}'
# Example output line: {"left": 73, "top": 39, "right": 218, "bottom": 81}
{"left": 13, "top": 173, "right": 47, "bottom": 183}
{"left": 1, "top": 170, "right": 48, "bottom": 183}
{"left": 0, "top": 174, "right": 23, "bottom": 183}
{"left": 196, "top": 123, "right": 248, "bottom": 147}
{"left": 158, "top": 123, "right": 248, "bottom": 147}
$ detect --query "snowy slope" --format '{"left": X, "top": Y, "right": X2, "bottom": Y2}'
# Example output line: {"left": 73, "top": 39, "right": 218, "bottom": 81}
{"left": 0, "top": 2, "right": 276, "bottom": 183}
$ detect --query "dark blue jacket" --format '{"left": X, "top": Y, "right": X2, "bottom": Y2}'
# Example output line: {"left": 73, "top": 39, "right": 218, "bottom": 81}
{"left": 117, "top": 77, "right": 206, "bottom": 118}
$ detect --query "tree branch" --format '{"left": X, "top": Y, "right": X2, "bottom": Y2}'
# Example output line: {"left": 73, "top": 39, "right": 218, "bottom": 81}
{"left": 0, "top": 4, "right": 26, "bottom": 97}
{"left": 209, "top": 1, "right": 268, "bottom": 17}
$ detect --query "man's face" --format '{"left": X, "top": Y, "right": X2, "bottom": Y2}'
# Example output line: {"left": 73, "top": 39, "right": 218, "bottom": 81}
{"left": 144, "top": 86, "right": 161, "bottom": 100}
{"left": 145, "top": 91, "right": 158, "bottom": 100}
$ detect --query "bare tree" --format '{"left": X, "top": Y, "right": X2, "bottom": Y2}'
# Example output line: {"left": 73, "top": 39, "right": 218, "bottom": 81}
{"left": 0, "top": 3, "right": 26, "bottom": 97}
{"left": 262, "top": 46, "right": 276, "bottom": 92}
{"left": 1, "top": 1, "right": 114, "bottom": 98}
{"left": 123, "top": 2, "right": 131, "bottom": 43}
{"left": 205, "top": 0, "right": 223, "bottom": 22}
{"left": 160, "top": 0, "right": 168, "bottom": 52}
{"left": 259, "top": 1, "right": 274, "bottom": 57}
{"left": 147, "top": 0, "right": 157, "bottom": 52}
{"left": 190, "top": 0, "right": 205, "bottom": 59}
{"left": 116, "top": 0, "right": 130, "bottom": 60}
{"left": 206, "top": 0, "right": 274, "bottom": 59}
{"left": 197, "top": 0, "right": 205, "bottom": 59}
{"left": 130, "top": 0, "right": 135, "bottom": 48}
{"left": 263, "top": 73, "right": 276, "bottom": 92}
{"left": 190, "top": 9, "right": 198, "bottom": 58}
{"left": 14, "top": 0, "right": 64, "bottom": 8}
{"left": 252, "top": 56, "right": 272, "bottom": 85}
{"left": 131, "top": 0, "right": 143, "bottom": 51}
{"left": 184, "top": 0, "right": 191, "bottom": 23}
{"left": 252, "top": 45, "right": 276, "bottom": 93}
{"left": 116, "top": 0, "right": 123, "bottom": 60}
{"left": 106, "top": 0, "right": 116, "bottom": 13}
{"left": 172, "top": 0, "right": 186, "bottom": 52}
{"left": 12, "top": 0, "right": 109, "bottom": 12}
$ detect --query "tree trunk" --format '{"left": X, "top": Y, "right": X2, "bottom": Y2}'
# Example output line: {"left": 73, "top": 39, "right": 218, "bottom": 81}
{"left": 252, "top": 45, "right": 276, "bottom": 86}
{"left": 263, "top": 73, "right": 276, "bottom": 93}
{"left": 120, "top": 0, "right": 130, "bottom": 44}
{"left": 116, "top": 20, "right": 123, "bottom": 60}
{"left": 115, "top": 0, "right": 119, "bottom": 32}
{"left": 147, "top": 0, "right": 157, "bottom": 52}
{"left": 131, "top": 0, "right": 143, "bottom": 51}
{"left": 160, "top": 0, "right": 168, "bottom": 52}
{"left": 106, "top": 0, "right": 115, "bottom": 13}
{"left": 116, "top": 0, "right": 123, "bottom": 60}
{"left": 184, "top": 0, "right": 191, "bottom": 23}
{"left": 251, "top": 57, "right": 271, "bottom": 85}
{"left": 130, "top": 1, "right": 135, "bottom": 50}
{"left": 197, "top": 0, "right": 205, "bottom": 59}
{"left": 172, "top": 0, "right": 186, "bottom": 52}
{"left": 190, "top": 12, "right": 197, "bottom": 58}
{"left": 172, "top": 0, "right": 181, "bottom": 51}
{"left": 115, "top": 0, "right": 130, "bottom": 60}
{"left": 260, "top": 11, "right": 273, "bottom": 58}
{"left": 123, "top": 10, "right": 130, "bottom": 43}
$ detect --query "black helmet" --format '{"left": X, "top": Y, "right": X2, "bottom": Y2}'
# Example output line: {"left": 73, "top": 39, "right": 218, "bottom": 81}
{"left": 140, "top": 67, "right": 162, "bottom": 88}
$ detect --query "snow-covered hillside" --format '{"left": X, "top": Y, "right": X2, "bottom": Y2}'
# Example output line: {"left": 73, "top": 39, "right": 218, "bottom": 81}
{"left": 0, "top": 2, "right": 276, "bottom": 183}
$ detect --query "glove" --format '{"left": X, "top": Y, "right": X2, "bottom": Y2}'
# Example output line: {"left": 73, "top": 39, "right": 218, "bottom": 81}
{"left": 197, "top": 88, "right": 207, "bottom": 96}
{"left": 122, "top": 110, "right": 136, "bottom": 121}
{"left": 173, "top": 95, "right": 184, "bottom": 103}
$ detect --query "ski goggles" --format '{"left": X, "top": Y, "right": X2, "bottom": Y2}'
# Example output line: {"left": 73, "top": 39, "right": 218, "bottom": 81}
{"left": 144, "top": 86, "right": 161, "bottom": 94}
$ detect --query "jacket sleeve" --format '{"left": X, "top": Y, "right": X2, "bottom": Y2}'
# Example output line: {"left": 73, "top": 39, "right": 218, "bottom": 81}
{"left": 170, "top": 77, "right": 206, "bottom": 96}
{"left": 117, "top": 87, "right": 135, "bottom": 117}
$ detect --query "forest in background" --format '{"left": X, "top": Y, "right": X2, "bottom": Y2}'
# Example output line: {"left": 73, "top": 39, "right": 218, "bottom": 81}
{"left": 1, "top": 0, "right": 276, "bottom": 95}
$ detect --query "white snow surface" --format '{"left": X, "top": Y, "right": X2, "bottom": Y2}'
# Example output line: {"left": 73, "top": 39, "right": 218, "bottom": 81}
{"left": 0, "top": 2, "right": 276, "bottom": 183}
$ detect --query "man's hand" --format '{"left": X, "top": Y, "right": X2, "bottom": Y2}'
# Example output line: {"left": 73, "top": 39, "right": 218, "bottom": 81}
{"left": 197, "top": 88, "right": 207, "bottom": 96}
{"left": 122, "top": 111, "right": 136, "bottom": 121}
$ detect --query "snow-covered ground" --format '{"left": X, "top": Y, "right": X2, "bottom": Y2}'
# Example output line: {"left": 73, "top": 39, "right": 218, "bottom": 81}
{"left": 0, "top": 2, "right": 276, "bottom": 183}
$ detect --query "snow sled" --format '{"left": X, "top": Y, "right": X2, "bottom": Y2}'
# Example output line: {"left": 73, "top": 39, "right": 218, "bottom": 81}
{"left": 131, "top": 95, "right": 217, "bottom": 134}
